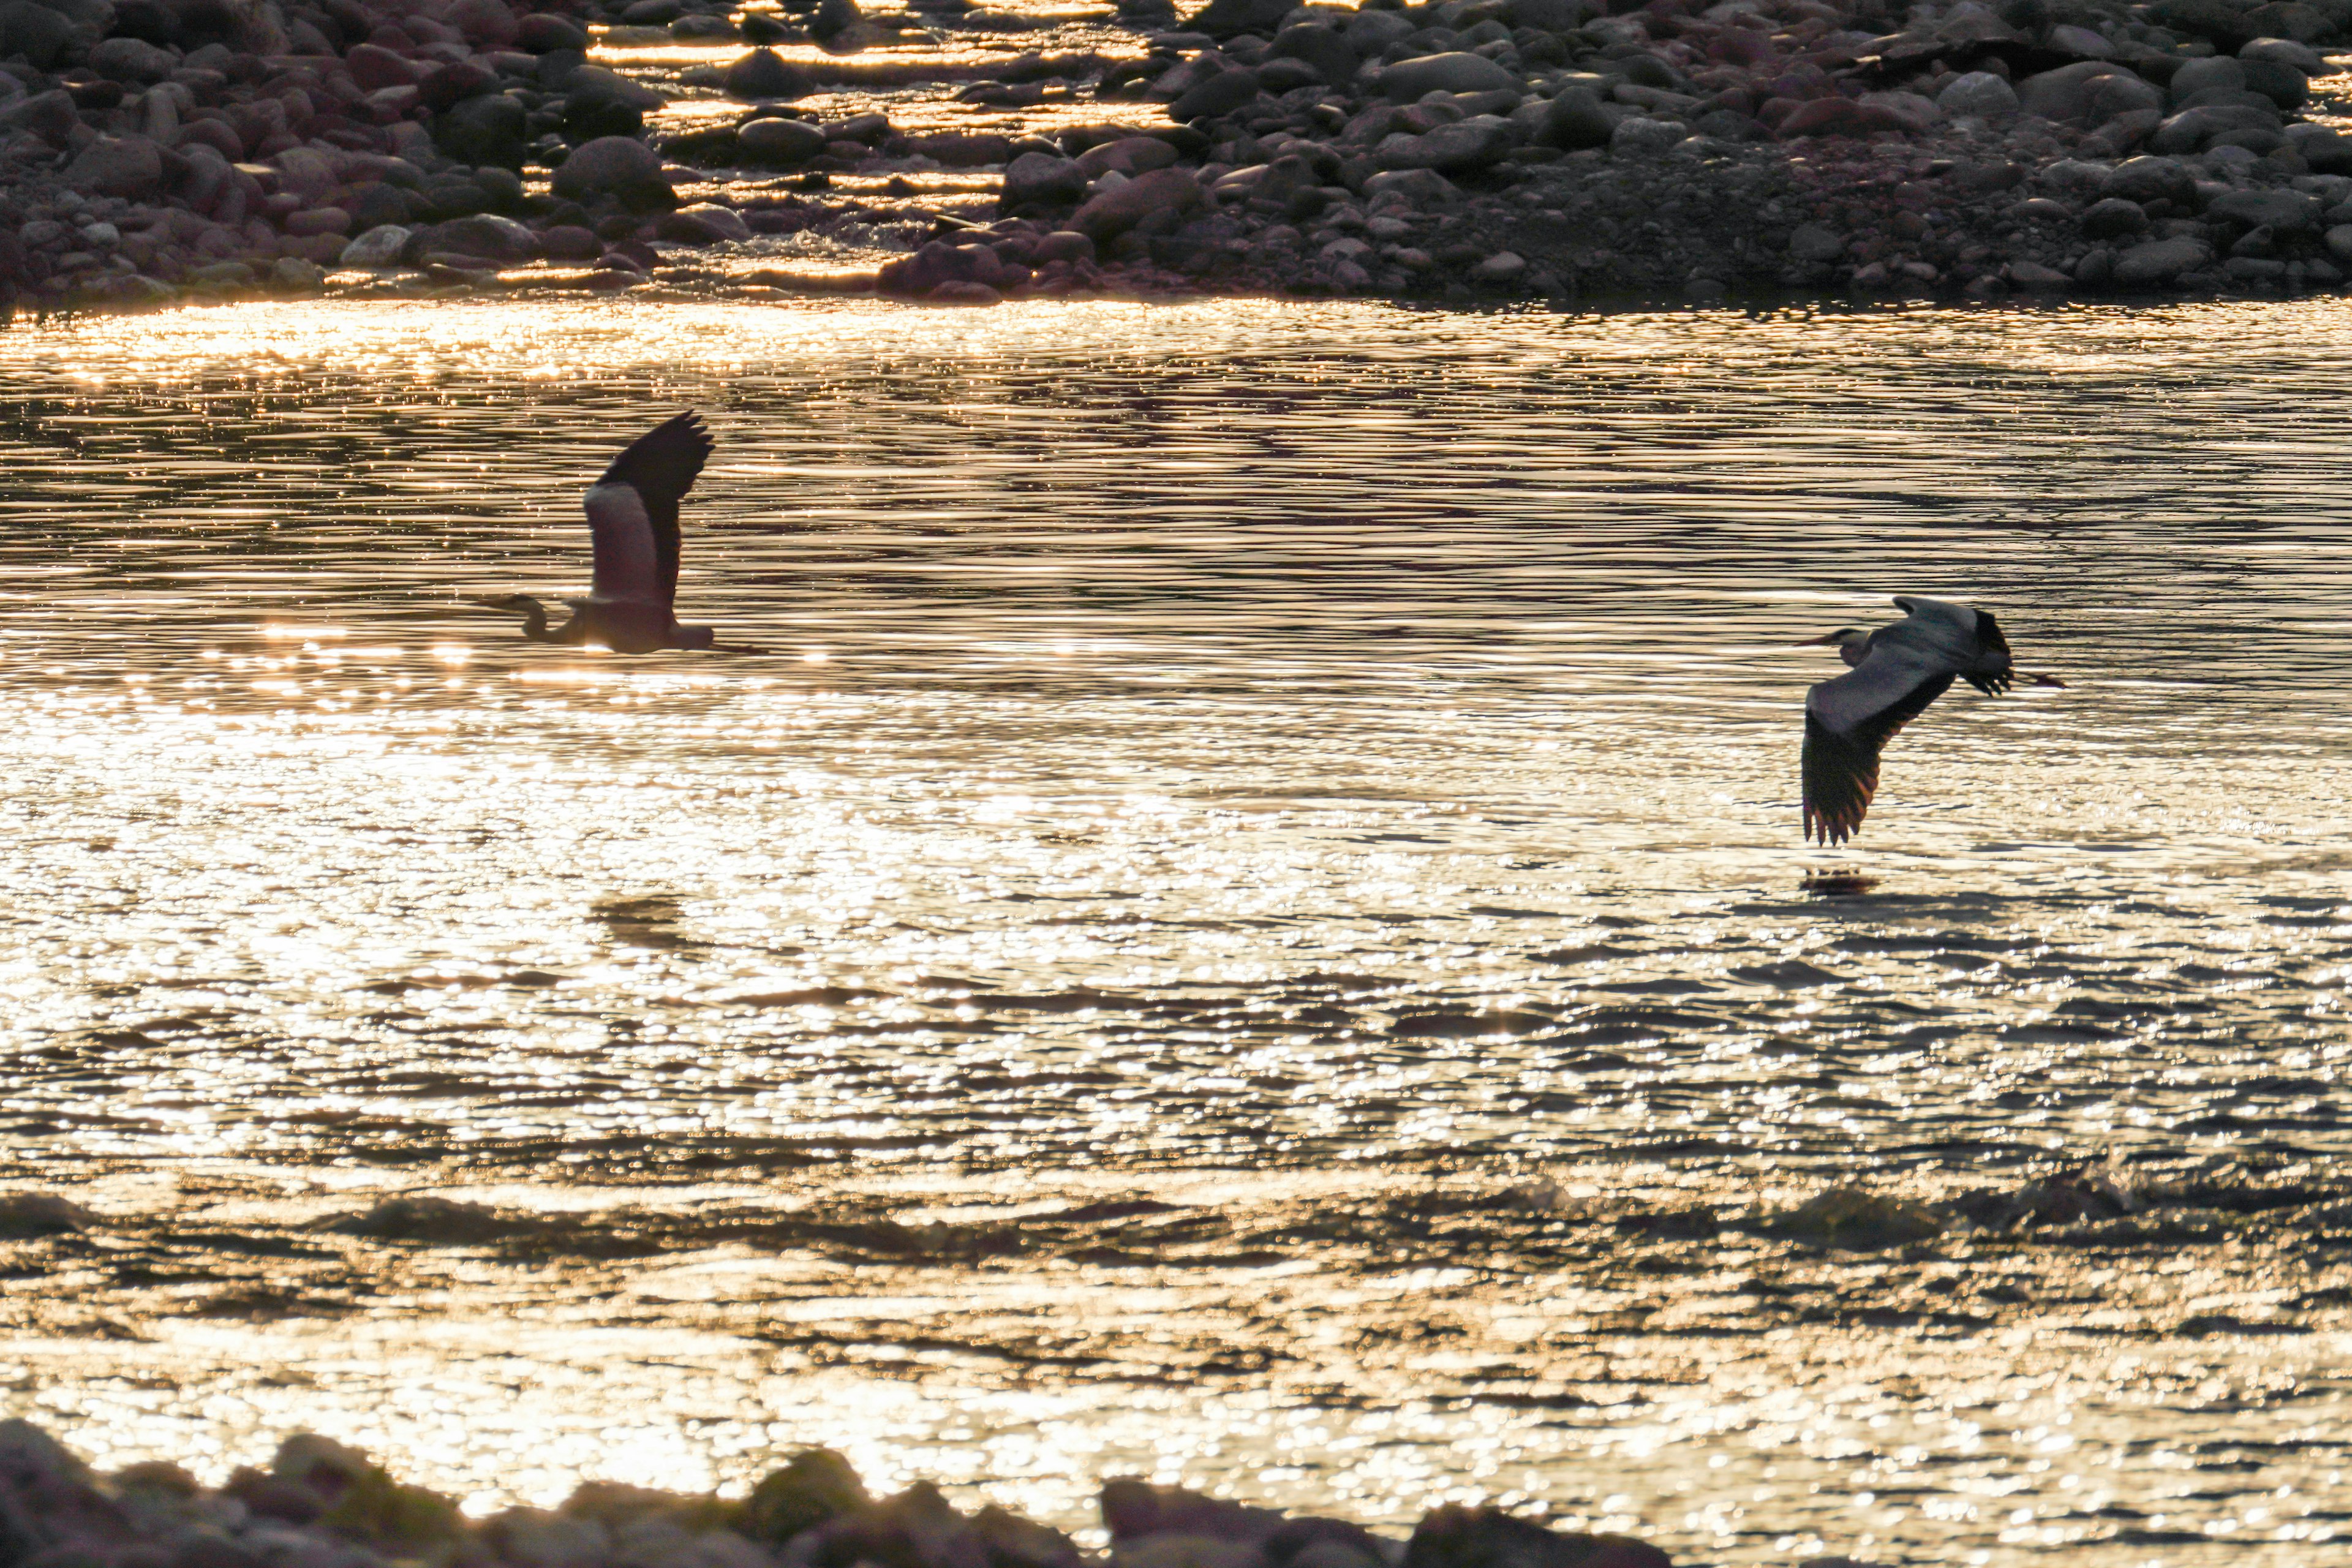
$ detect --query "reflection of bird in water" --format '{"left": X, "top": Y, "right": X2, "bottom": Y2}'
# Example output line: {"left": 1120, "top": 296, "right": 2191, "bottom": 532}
{"left": 1798, "top": 595, "right": 2064, "bottom": 846}
{"left": 477, "top": 412, "right": 721, "bottom": 653}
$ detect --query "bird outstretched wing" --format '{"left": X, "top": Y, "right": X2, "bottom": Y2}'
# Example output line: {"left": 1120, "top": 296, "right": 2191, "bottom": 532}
{"left": 588, "top": 412, "right": 714, "bottom": 608}
{"left": 584, "top": 482, "right": 661, "bottom": 605}
{"left": 1802, "top": 642, "right": 1957, "bottom": 845}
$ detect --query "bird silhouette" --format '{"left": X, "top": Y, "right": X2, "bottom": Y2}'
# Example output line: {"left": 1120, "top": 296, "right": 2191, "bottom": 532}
{"left": 477, "top": 412, "right": 725, "bottom": 653}
{"left": 1798, "top": 595, "right": 2063, "bottom": 846}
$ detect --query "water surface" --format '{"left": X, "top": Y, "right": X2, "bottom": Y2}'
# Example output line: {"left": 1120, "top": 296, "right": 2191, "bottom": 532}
{"left": 0, "top": 295, "right": 2345, "bottom": 1564}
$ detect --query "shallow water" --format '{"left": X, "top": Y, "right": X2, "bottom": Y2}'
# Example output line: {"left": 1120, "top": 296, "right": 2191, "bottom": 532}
{"left": 0, "top": 295, "right": 2347, "bottom": 1563}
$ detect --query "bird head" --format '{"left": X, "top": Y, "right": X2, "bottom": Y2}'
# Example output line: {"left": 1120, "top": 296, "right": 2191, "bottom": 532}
{"left": 1796, "top": 628, "right": 1869, "bottom": 651}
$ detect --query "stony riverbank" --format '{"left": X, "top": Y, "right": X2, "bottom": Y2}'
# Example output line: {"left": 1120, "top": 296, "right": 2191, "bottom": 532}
{"left": 6, "top": 0, "right": 2352, "bottom": 312}
{"left": 0, "top": 1415, "right": 1681, "bottom": 1568}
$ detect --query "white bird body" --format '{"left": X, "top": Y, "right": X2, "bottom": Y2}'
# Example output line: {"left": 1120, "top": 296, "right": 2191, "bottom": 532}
{"left": 481, "top": 412, "right": 718, "bottom": 654}
{"left": 1800, "top": 595, "right": 2057, "bottom": 845}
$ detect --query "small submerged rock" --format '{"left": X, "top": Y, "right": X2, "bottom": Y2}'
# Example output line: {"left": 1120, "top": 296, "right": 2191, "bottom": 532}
{"left": 1764, "top": 1187, "right": 1945, "bottom": 1251}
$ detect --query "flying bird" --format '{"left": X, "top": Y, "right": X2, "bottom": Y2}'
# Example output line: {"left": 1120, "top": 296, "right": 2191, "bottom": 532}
{"left": 477, "top": 412, "right": 720, "bottom": 652}
{"left": 1798, "top": 595, "right": 2062, "bottom": 846}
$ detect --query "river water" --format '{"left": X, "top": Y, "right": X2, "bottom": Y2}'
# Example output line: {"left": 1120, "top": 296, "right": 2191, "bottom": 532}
{"left": 0, "top": 295, "right": 2346, "bottom": 1564}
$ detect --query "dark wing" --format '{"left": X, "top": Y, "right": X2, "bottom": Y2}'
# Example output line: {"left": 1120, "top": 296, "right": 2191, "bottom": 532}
{"left": 597, "top": 411, "right": 714, "bottom": 608}
{"left": 1961, "top": 606, "right": 2015, "bottom": 696}
{"left": 1802, "top": 646, "right": 1956, "bottom": 845}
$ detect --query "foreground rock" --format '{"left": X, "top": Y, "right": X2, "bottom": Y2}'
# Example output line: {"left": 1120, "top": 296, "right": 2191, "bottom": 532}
{"left": 0, "top": 1422, "right": 1686, "bottom": 1568}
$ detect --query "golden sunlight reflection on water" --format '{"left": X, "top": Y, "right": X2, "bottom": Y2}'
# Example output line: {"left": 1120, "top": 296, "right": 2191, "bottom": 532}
{"left": 0, "top": 295, "right": 2347, "bottom": 1564}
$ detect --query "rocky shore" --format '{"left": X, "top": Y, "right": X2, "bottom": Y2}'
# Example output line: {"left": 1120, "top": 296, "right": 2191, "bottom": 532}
{"left": 2, "top": 0, "right": 2351, "bottom": 313}
{"left": 0, "top": 1419, "right": 1679, "bottom": 1568}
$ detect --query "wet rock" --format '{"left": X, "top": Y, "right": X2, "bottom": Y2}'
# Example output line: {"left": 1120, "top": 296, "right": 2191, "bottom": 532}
{"left": 903, "top": 133, "right": 1013, "bottom": 169}
{"left": 2079, "top": 198, "right": 2149, "bottom": 239}
{"left": 562, "top": 1480, "right": 736, "bottom": 1535}
{"left": 2103, "top": 155, "right": 2196, "bottom": 209}
{"left": 1403, "top": 1506, "right": 1670, "bottom": 1568}
{"left": 745, "top": 1449, "right": 869, "bottom": 1547}
{"left": 0, "top": 4, "right": 80, "bottom": 71}
{"left": 1003, "top": 151, "right": 1087, "bottom": 213}
{"left": 2207, "top": 187, "right": 2322, "bottom": 233}
{"left": 2007, "top": 258, "right": 2072, "bottom": 290}
{"left": 2242, "top": 37, "right": 2326, "bottom": 74}
{"left": 285, "top": 208, "right": 350, "bottom": 239}
{"left": 1379, "top": 53, "right": 1520, "bottom": 101}
{"left": 539, "top": 224, "right": 601, "bottom": 260}
{"left": 0, "top": 1193, "right": 93, "bottom": 1238}
{"left": 1114, "top": 1536, "right": 1266, "bottom": 1568}
{"left": 739, "top": 116, "right": 829, "bottom": 168}
{"left": 1787, "top": 224, "right": 1844, "bottom": 263}
{"left": 977, "top": 1506, "right": 1087, "bottom": 1568}
{"left": 329, "top": 1195, "right": 510, "bottom": 1244}
{"left": 1102, "top": 1481, "right": 1287, "bottom": 1545}
{"left": 418, "top": 61, "right": 500, "bottom": 114}
{"left": 519, "top": 13, "right": 590, "bottom": 53}
{"left": 809, "top": 0, "right": 862, "bottom": 46}
{"left": 1032, "top": 230, "right": 1093, "bottom": 265}
{"left": 449, "top": 0, "right": 520, "bottom": 48}
{"left": 2329, "top": 224, "right": 2352, "bottom": 265}
{"left": 483, "top": 1506, "right": 610, "bottom": 1566}
{"left": 2237, "top": 56, "right": 2309, "bottom": 111}
{"left": 436, "top": 94, "right": 529, "bottom": 169}
{"left": 1170, "top": 69, "right": 1261, "bottom": 124}
{"left": 346, "top": 43, "right": 420, "bottom": 92}
{"left": 1069, "top": 167, "right": 1201, "bottom": 242}
{"left": 409, "top": 214, "right": 538, "bottom": 263}
{"left": 1608, "top": 117, "right": 1684, "bottom": 157}
{"left": 338, "top": 224, "right": 410, "bottom": 266}
{"left": 1188, "top": 0, "right": 1294, "bottom": 40}
{"left": 300, "top": 1443, "right": 463, "bottom": 1553}
{"left": 1777, "top": 98, "right": 1912, "bottom": 140}
{"left": 659, "top": 204, "right": 751, "bottom": 244}
{"left": 89, "top": 36, "right": 175, "bottom": 84}
{"left": 62, "top": 135, "right": 165, "bottom": 199}
{"left": 1947, "top": 1167, "right": 2143, "bottom": 1231}
{"left": 1269, "top": 24, "right": 1356, "bottom": 90}
{"left": 785, "top": 1480, "right": 997, "bottom": 1568}
{"left": 1767, "top": 1187, "right": 1943, "bottom": 1250}
{"left": 1379, "top": 117, "right": 1513, "bottom": 175}
{"left": 2, "top": 88, "right": 80, "bottom": 145}
{"left": 1360, "top": 168, "right": 1459, "bottom": 206}
{"left": 1470, "top": 251, "right": 1525, "bottom": 284}
{"left": 1077, "top": 138, "right": 1178, "bottom": 179}
{"left": 1537, "top": 87, "right": 1613, "bottom": 151}
{"left": 0, "top": 1420, "right": 134, "bottom": 1561}
{"left": 2111, "top": 236, "right": 2212, "bottom": 287}
{"left": 725, "top": 48, "right": 815, "bottom": 100}
{"left": 551, "top": 135, "right": 670, "bottom": 207}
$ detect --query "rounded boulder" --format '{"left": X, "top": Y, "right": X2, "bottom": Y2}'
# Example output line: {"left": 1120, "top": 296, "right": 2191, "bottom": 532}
{"left": 737, "top": 115, "right": 827, "bottom": 166}
{"left": 519, "top": 13, "right": 591, "bottom": 53}
{"left": 1938, "top": 71, "right": 2019, "bottom": 118}
{"left": 724, "top": 48, "right": 815, "bottom": 100}
{"left": 550, "top": 134, "right": 668, "bottom": 202}
{"left": 1068, "top": 167, "right": 1202, "bottom": 241}
{"left": 1379, "top": 52, "right": 1521, "bottom": 100}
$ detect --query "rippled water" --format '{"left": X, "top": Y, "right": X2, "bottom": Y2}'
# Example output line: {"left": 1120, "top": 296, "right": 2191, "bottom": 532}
{"left": 0, "top": 296, "right": 2346, "bottom": 1564}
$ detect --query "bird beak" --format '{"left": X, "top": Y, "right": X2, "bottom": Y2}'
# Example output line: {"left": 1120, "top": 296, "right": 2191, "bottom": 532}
{"left": 2029, "top": 673, "right": 2067, "bottom": 687}
{"left": 1793, "top": 635, "right": 1840, "bottom": 646}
